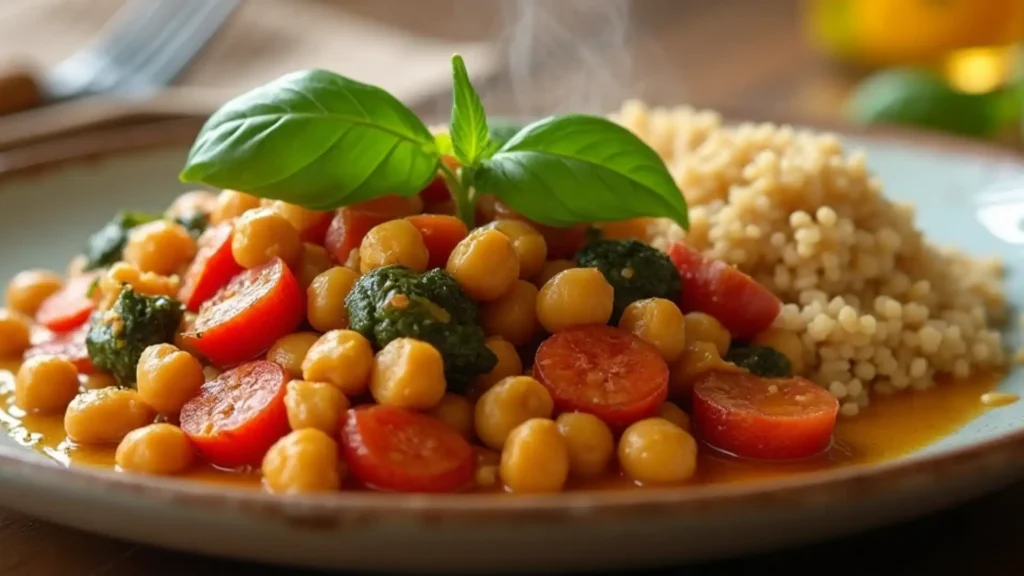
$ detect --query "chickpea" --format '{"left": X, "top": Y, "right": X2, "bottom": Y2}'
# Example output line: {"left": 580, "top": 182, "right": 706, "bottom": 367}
{"left": 262, "top": 429, "right": 341, "bottom": 494}
{"left": 115, "top": 423, "right": 195, "bottom": 475}
{"left": 532, "top": 259, "right": 575, "bottom": 287}
{"left": 480, "top": 280, "right": 539, "bottom": 347}
{"left": 0, "top": 308, "right": 31, "bottom": 356}
{"left": 536, "top": 268, "right": 614, "bottom": 333}
{"left": 301, "top": 330, "right": 374, "bottom": 396}
{"left": 359, "top": 219, "right": 429, "bottom": 274}
{"left": 658, "top": 402, "right": 691, "bottom": 432}
{"left": 100, "top": 262, "right": 179, "bottom": 304}
{"left": 555, "top": 412, "right": 614, "bottom": 479}
{"left": 15, "top": 356, "right": 79, "bottom": 414}
{"left": 123, "top": 220, "right": 197, "bottom": 275}
{"left": 618, "top": 298, "right": 687, "bottom": 362}
{"left": 82, "top": 372, "right": 118, "bottom": 390}
{"left": 446, "top": 229, "right": 519, "bottom": 301}
{"left": 475, "top": 376, "right": 553, "bottom": 450}
{"left": 285, "top": 380, "right": 349, "bottom": 433}
{"left": 64, "top": 387, "right": 155, "bottom": 444}
{"left": 670, "top": 341, "right": 743, "bottom": 398}
{"left": 500, "top": 418, "right": 569, "bottom": 493}
{"left": 262, "top": 200, "right": 329, "bottom": 236}
{"left": 136, "top": 344, "right": 205, "bottom": 415}
{"left": 480, "top": 220, "right": 548, "bottom": 279}
{"left": 684, "top": 312, "right": 730, "bottom": 356}
{"left": 210, "top": 189, "right": 261, "bottom": 224}
{"left": 752, "top": 328, "right": 805, "bottom": 374}
{"left": 307, "top": 267, "right": 360, "bottom": 332}
{"left": 618, "top": 418, "right": 697, "bottom": 484}
{"left": 370, "top": 338, "right": 446, "bottom": 410}
{"left": 428, "top": 393, "right": 474, "bottom": 439}
{"left": 231, "top": 207, "right": 302, "bottom": 269}
{"left": 473, "top": 337, "right": 523, "bottom": 393}
{"left": 166, "top": 190, "right": 217, "bottom": 219}
{"left": 6, "top": 269, "right": 62, "bottom": 315}
{"left": 296, "top": 243, "right": 333, "bottom": 289}
{"left": 266, "top": 332, "right": 321, "bottom": 378}
{"left": 66, "top": 255, "right": 88, "bottom": 277}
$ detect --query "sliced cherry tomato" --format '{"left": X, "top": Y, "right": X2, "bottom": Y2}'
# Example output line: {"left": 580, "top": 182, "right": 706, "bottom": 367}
{"left": 178, "top": 223, "right": 243, "bottom": 312}
{"left": 341, "top": 405, "right": 475, "bottom": 493}
{"left": 692, "top": 372, "right": 839, "bottom": 460}
{"left": 300, "top": 211, "right": 334, "bottom": 245}
{"left": 35, "top": 272, "right": 100, "bottom": 333}
{"left": 666, "top": 242, "right": 782, "bottom": 340}
{"left": 24, "top": 325, "right": 94, "bottom": 373}
{"left": 180, "top": 360, "right": 290, "bottom": 468}
{"left": 324, "top": 195, "right": 421, "bottom": 265}
{"left": 532, "top": 324, "right": 669, "bottom": 429}
{"left": 182, "top": 258, "right": 303, "bottom": 367}
{"left": 405, "top": 214, "right": 469, "bottom": 269}
{"left": 492, "top": 200, "right": 588, "bottom": 259}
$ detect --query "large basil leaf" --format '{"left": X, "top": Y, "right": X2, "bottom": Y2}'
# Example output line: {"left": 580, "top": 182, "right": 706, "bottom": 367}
{"left": 449, "top": 55, "right": 490, "bottom": 167}
{"left": 474, "top": 115, "right": 688, "bottom": 228}
{"left": 179, "top": 69, "right": 439, "bottom": 210}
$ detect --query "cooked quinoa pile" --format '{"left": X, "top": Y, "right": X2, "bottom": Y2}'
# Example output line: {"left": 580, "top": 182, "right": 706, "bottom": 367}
{"left": 612, "top": 100, "right": 1008, "bottom": 417}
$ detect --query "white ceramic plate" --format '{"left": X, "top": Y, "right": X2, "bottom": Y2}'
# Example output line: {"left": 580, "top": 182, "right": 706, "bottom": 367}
{"left": 0, "top": 120, "right": 1023, "bottom": 573}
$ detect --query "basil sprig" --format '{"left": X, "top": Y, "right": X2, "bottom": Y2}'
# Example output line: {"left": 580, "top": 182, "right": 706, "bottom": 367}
{"left": 180, "top": 56, "right": 689, "bottom": 230}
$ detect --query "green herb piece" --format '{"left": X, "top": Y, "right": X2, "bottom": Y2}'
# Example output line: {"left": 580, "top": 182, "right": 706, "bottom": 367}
{"left": 725, "top": 345, "right": 792, "bottom": 379}
{"left": 575, "top": 238, "right": 681, "bottom": 323}
{"left": 175, "top": 211, "right": 209, "bottom": 239}
{"left": 474, "top": 115, "right": 689, "bottom": 229}
{"left": 84, "top": 211, "right": 160, "bottom": 271}
{"left": 85, "top": 286, "right": 184, "bottom": 385}
{"left": 179, "top": 69, "right": 440, "bottom": 210}
{"left": 449, "top": 54, "right": 490, "bottom": 167}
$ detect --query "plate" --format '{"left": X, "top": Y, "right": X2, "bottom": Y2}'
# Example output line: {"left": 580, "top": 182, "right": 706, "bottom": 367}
{"left": 0, "top": 119, "right": 1023, "bottom": 573}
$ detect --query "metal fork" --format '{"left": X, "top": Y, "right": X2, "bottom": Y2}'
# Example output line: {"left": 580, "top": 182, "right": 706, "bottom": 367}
{"left": 0, "top": 0, "right": 238, "bottom": 115}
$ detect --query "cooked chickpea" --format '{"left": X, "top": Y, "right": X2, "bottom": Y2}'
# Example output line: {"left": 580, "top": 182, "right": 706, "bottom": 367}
{"left": 446, "top": 229, "right": 519, "bottom": 301}
{"left": 658, "top": 402, "right": 691, "bottom": 431}
{"left": 481, "top": 219, "right": 548, "bottom": 279}
{"left": 555, "top": 412, "right": 614, "bottom": 479}
{"left": 135, "top": 344, "right": 205, "bottom": 415}
{"left": 82, "top": 372, "right": 118, "bottom": 390}
{"left": 285, "top": 380, "right": 349, "bottom": 433}
{"left": 115, "top": 423, "right": 194, "bottom": 475}
{"left": 618, "top": 418, "right": 697, "bottom": 484}
{"left": 500, "top": 418, "right": 569, "bottom": 493}
{"left": 370, "top": 338, "right": 446, "bottom": 410}
{"left": 301, "top": 330, "right": 374, "bottom": 396}
{"left": 473, "top": 337, "right": 523, "bottom": 393}
{"left": 475, "top": 376, "right": 553, "bottom": 450}
{"left": 307, "top": 267, "right": 360, "bottom": 332}
{"left": 231, "top": 207, "right": 302, "bottom": 269}
{"left": 536, "top": 268, "right": 614, "bottom": 333}
{"left": 752, "top": 328, "right": 805, "bottom": 374}
{"left": 670, "top": 341, "right": 743, "bottom": 398}
{"left": 266, "top": 332, "right": 321, "bottom": 378}
{"left": 166, "top": 190, "right": 216, "bottom": 219}
{"left": 0, "top": 308, "right": 31, "bottom": 356}
{"left": 533, "top": 259, "right": 575, "bottom": 287}
{"left": 100, "top": 262, "right": 179, "bottom": 303}
{"left": 15, "top": 356, "right": 79, "bottom": 414}
{"left": 428, "top": 393, "right": 474, "bottom": 438}
{"left": 262, "top": 429, "right": 341, "bottom": 494}
{"left": 359, "top": 219, "right": 429, "bottom": 274}
{"left": 684, "top": 312, "right": 730, "bottom": 356}
{"left": 6, "top": 269, "right": 62, "bottom": 315}
{"left": 66, "top": 255, "right": 88, "bottom": 277}
{"left": 618, "top": 298, "right": 687, "bottom": 362}
{"left": 210, "top": 189, "right": 261, "bottom": 224}
{"left": 123, "top": 220, "right": 197, "bottom": 275}
{"left": 262, "top": 200, "right": 329, "bottom": 236}
{"left": 480, "top": 280, "right": 539, "bottom": 346}
{"left": 64, "top": 387, "right": 156, "bottom": 444}
{"left": 296, "top": 243, "right": 333, "bottom": 289}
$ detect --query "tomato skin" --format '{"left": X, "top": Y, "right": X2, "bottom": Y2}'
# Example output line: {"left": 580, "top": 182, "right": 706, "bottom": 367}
{"left": 405, "top": 214, "right": 469, "bottom": 269}
{"left": 341, "top": 405, "right": 475, "bottom": 493}
{"left": 182, "top": 258, "right": 303, "bottom": 368}
{"left": 666, "top": 242, "right": 782, "bottom": 340}
{"left": 324, "top": 195, "right": 421, "bottom": 265}
{"left": 35, "top": 273, "right": 99, "bottom": 333}
{"left": 300, "top": 211, "right": 334, "bottom": 245}
{"left": 419, "top": 156, "right": 459, "bottom": 204}
{"left": 180, "top": 360, "right": 290, "bottom": 468}
{"left": 24, "top": 325, "right": 94, "bottom": 373}
{"left": 178, "top": 223, "right": 243, "bottom": 312}
{"left": 691, "top": 372, "right": 839, "bottom": 460}
{"left": 532, "top": 324, "right": 669, "bottom": 429}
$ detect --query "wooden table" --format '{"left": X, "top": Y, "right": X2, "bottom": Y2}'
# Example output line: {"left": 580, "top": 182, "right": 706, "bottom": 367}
{"left": 0, "top": 1, "right": 1020, "bottom": 574}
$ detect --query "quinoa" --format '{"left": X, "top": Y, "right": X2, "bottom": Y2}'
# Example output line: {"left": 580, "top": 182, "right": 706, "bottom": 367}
{"left": 612, "top": 100, "right": 1008, "bottom": 416}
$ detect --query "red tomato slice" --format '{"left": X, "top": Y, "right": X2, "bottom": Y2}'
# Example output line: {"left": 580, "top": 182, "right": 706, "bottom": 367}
{"left": 180, "top": 360, "right": 290, "bottom": 468}
{"left": 324, "top": 195, "right": 421, "bottom": 265}
{"left": 178, "top": 223, "right": 243, "bottom": 312}
{"left": 666, "top": 242, "right": 782, "bottom": 340}
{"left": 341, "top": 405, "right": 475, "bottom": 493}
{"left": 405, "top": 214, "right": 469, "bottom": 269}
{"left": 418, "top": 156, "right": 459, "bottom": 204}
{"left": 492, "top": 200, "right": 588, "bottom": 259}
{"left": 301, "top": 211, "right": 334, "bottom": 245}
{"left": 35, "top": 273, "right": 99, "bottom": 333}
{"left": 532, "top": 324, "right": 669, "bottom": 429}
{"left": 24, "top": 325, "right": 95, "bottom": 373}
{"left": 182, "top": 258, "right": 303, "bottom": 367}
{"left": 691, "top": 372, "right": 839, "bottom": 460}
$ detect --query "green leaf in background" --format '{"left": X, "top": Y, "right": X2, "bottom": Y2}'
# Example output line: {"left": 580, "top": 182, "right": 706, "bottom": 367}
{"left": 485, "top": 117, "right": 526, "bottom": 154}
{"left": 179, "top": 69, "right": 440, "bottom": 210}
{"left": 449, "top": 55, "right": 490, "bottom": 167}
{"left": 846, "top": 67, "right": 1022, "bottom": 138}
{"left": 474, "top": 115, "right": 689, "bottom": 229}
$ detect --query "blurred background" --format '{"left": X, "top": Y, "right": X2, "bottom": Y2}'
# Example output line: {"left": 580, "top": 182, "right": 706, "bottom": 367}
{"left": 2, "top": 0, "right": 1024, "bottom": 152}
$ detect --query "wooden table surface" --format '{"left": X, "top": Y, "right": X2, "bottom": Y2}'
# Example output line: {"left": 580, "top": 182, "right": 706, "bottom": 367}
{"left": 1, "top": 1, "right": 1021, "bottom": 574}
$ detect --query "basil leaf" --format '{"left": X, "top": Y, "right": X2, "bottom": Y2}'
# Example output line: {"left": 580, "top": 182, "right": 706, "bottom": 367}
{"left": 486, "top": 117, "right": 525, "bottom": 154}
{"left": 449, "top": 55, "right": 490, "bottom": 167}
{"left": 474, "top": 115, "right": 689, "bottom": 228}
{"left": 180, "top": 69, "right": 439, "bottom": 210}
{"left": 434, "top": 133, "right": 454, "bottom": 157}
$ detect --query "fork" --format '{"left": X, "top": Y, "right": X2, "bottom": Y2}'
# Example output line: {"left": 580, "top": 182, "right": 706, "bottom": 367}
{"left": 0, "top": 0, "right": 238, "bottom": 116}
